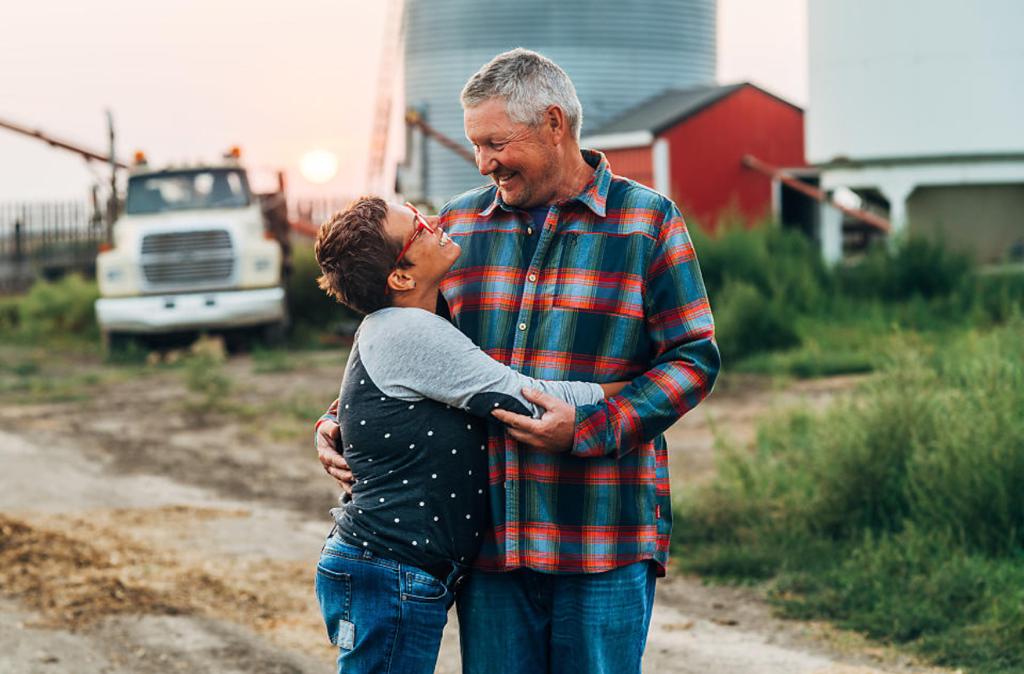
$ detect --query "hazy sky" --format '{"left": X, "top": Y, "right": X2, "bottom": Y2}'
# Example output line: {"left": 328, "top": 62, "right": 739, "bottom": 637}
{"left": 0, "top": 0, "right": 806, "bottom": 202}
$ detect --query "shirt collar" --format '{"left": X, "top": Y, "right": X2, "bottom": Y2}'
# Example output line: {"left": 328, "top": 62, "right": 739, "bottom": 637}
{"left": 479, "top": 149, "right": 611, "bottom": 218}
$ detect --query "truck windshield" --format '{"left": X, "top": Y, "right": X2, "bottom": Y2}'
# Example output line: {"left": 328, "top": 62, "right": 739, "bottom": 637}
{"left": 126, "top": 169, "right": 252, "bottom": 214}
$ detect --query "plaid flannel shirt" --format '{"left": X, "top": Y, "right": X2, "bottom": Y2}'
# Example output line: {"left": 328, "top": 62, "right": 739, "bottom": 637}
{"left": 437, "top": 150, "right": 719, "bottom": 575}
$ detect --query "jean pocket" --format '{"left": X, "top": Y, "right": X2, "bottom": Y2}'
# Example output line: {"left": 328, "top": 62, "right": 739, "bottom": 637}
{"left": 402, "top": 570, "right": 447, "bottom": 602}
{"left": 315, "top": 558, "right": 353, "bottom": 648}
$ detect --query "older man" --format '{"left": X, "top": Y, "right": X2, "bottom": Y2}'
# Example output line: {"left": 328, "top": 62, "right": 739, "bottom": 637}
{"left": 317, "top": 48, "right": 719, "bottom": 673}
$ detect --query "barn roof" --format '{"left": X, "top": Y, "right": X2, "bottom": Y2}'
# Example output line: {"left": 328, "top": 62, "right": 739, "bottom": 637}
{"left": 590, "top": 82, "right": 802, "bottom": 138}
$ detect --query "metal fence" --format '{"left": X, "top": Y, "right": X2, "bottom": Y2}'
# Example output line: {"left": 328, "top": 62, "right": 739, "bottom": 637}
{"left": 0, "top": 201, "right": 103, "bottom": 293}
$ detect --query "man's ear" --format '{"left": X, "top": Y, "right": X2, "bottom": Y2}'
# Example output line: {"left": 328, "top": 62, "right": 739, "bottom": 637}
{"left": 387, "top": 268, "right": 416, "bottom": 293}
{"left": 545, "top": 105, "right": 568, "bottom": 143}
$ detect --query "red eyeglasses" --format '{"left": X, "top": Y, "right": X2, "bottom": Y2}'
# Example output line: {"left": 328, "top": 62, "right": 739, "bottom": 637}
{"left": 395, "top": 202, "right": 436, "bottom": 266}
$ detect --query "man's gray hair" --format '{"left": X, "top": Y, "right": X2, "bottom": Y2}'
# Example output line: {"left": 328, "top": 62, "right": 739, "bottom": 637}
{"left": 461, "top": 48, "right": 583, "bottom": 140}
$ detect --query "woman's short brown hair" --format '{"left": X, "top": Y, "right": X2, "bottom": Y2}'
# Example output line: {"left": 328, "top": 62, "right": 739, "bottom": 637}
{"left": 314, "top": 196, "right": 406, "bottom": 316}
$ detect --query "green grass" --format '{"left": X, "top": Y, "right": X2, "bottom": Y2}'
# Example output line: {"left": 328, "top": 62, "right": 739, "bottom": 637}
{"left": 673, "top": 323, "right": 1024, "bottom": 673}
{"left": 0, "top": 345, "right": 146, "bottom": 404}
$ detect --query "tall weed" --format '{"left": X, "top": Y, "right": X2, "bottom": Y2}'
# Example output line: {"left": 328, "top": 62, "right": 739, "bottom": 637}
{"left": 675, "top": 323, "right": 1024, "bottom": 672}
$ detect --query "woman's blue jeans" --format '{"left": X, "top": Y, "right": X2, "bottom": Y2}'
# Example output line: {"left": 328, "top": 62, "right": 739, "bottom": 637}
{"left": 314, "top": 535, "right": 458, "bottom": 674}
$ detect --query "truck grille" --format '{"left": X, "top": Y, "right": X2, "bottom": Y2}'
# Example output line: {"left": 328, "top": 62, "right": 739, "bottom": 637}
{"left": 140, "top": 230, "right": 235, "bottom": 288}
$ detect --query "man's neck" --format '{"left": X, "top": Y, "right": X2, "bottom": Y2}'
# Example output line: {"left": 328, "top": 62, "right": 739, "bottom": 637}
{"left": 546, "top": 146, "right": 594, "bottom": 206}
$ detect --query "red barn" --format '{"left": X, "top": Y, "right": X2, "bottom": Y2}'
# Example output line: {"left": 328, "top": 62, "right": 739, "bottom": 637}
{"left": 582, "top": 83, "right": 806, "bottom": 230}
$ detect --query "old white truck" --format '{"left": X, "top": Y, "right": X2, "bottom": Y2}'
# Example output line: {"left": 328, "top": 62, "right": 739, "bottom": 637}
{"left": 95, "top": 150, "right": 290, "bottom": 345}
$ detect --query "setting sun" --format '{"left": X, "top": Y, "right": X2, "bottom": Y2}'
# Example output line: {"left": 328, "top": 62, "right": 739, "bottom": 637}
{"left": 299, "top": 149, "right": 339, "bottom": 184}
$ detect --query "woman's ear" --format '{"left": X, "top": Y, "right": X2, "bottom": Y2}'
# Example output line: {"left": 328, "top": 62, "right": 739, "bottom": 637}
{"left": 386, "top": 268, "right": 416, "bottom": 293}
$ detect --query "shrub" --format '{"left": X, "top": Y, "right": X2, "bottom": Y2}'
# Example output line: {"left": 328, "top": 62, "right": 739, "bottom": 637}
{"left": 838, "top": 236, "right": 974, "bottom": 302}
{"left": 1, "top": 275, "right": 99, "bottom": 343}
{"left": 711, "top": 279, "right": 801, "bottom": 362}
{"left": 674, "top": 323, "right": 1024, "bottom": 671}
{"left": 287, "top": 242, "right": 360, "bottom": 335}
{"left": 692, "top": 221, "right": 829, "bottom": 313}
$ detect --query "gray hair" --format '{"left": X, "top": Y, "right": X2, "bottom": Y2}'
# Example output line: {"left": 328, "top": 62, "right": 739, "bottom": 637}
{"left": 461, "top": 48, "right": 583, "bottom": 140}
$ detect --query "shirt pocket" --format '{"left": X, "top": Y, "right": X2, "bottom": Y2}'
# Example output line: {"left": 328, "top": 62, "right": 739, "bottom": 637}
{"left": 550, "top": 233, "right": 645, "bottom": 319}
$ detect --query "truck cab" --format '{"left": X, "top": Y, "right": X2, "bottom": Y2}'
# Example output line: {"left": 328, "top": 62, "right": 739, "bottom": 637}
{"left": 95, "top": 152, "right": 288, "bottom": 344}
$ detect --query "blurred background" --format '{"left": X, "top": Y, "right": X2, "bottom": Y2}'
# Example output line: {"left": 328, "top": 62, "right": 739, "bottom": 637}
{"left": 1, "top": 2, "right": 1022, "bottom": 674}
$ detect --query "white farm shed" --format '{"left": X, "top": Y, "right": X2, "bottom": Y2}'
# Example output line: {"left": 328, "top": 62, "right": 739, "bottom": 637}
{"left": 806, "top": 0, "right": 1024, "bottom": 264}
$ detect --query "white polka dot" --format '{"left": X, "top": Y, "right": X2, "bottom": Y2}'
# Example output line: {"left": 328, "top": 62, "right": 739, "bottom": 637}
{"left": 363, "top": 541, "right": 368, "bottom": 547}
{"left": 419, "top": 501, "right": 425, "bottom": 507}
{"left": 474, "top": 532, "right": 479, "bottom": 537}
{"left": 360, "top": 379, "right": 365, "bottom": 385}
{"left": 465, "top": 514, "right": 471, "bottom": 519}
{"left": 494, "top": 402, "right": 500, "bottom": 408}
{"left": 409, "top": 443, "right": 416, "bottom": 449}
{"left": 360, "top": 420, "right": 366, "bottom": 425}
{"left": 425, "top": 539, "right": 430, "bottom": 544}
{"left": 388, "top": 470, "right": 393, "bottom": 474}
{"left": 480, "top": 445, "right": 486, "bottom": 450}
{"left": 358, "top": 509, "right": 363, "bottom": 514}
{"left": 427, "top": 430, "right": 434, "bottom": 437}
{"left": 394, "top": 517, "right": 400, "bottom": 523}
{"left": 466, "top": 424, "right": 472, "bottom": 429}
{"left": 468, "top": 470, "right": 473, "bottom": 475}
{"left": 379, "top": 497, "right": 385, "bottom": 503}
{"left": 450, "top": 493, "right": 456, "bottom": 498}
{"left": 433, "top": 516, "right": 439, "bottom": 522}
{"left": 431, "top": 473, "right": 437, "bottom": 479}
{"left": 402, "top": 479, "right": 409, "bottom": 485}
{"left": 380, "top": 396, "right": 386, "bottom": 401}
{"left": 460, "top": 556, "right": 465, "bottom": 561}
{"left": 412, "top": 541, "right": 418, "bottom": 546}
{"left": 388, "top": 547, "right": 393, "bottom": 552}
{"left": 344, "top": 404, "right": 349, "bottom": 409}
{"left": 451, "top": 449, "right": 458, "bottom": 454}
{"left": 409, "top": 404, "right": 415, "bottom": 410}
{"left": 384, "top": 433, "right": 391, "bottom": 438}
{"left": 352, "top": 531, "right": 358, "bottom": 537}
{"left": 478, "top": 489, "right": 484, "bottom": 494}
{"left": 367, "top": 458, "right": 373, "bottom": 462}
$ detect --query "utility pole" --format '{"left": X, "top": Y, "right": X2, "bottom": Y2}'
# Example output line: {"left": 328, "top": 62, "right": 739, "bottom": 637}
{"left": 106, "top": 109, "right": 118, "bottom": 242}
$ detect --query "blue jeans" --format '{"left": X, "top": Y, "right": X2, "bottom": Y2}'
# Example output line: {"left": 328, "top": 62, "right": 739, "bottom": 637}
{"left": 456, "top": 561, "right": 657, "bottom": 674}
{"left": 314, "top": 535, "right": 460, "bottom": 674}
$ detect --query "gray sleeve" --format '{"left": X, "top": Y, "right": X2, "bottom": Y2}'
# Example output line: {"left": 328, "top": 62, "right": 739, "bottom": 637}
{"left": 359, "top": 308, "right": 604, "bottom": 418}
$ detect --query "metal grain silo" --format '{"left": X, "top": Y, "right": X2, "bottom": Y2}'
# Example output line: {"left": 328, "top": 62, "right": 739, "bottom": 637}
{"left": 401, "top": 0, "right": 716, "bottom": 206}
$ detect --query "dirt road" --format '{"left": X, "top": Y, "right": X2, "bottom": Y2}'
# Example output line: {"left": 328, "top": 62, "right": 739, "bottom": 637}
{"left": 0, "top": 349, "right": 948, "bottom": 673}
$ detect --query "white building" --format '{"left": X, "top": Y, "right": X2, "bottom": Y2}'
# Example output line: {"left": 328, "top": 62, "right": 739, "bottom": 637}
{"left": 807, "top": 0, "right": 1024, "bottom": 264}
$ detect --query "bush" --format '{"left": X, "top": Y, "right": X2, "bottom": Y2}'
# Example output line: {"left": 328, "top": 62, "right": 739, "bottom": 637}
{"left": 712, "top": 280, "right": 800, "bottom": 362}
{"left": 692, "top": 222, "right": 829, "bottom": 314}
{"left": 674, "top": 323, "right": 1024, "bottom": 671}
{"left": 837, "top": 236, "right": 974, "bottom": 302}
{"left": 0, "top": 275, "right": 99, "bottom": 344}
{"left": 287, "top": 242, "right": 360, "bottom": 335}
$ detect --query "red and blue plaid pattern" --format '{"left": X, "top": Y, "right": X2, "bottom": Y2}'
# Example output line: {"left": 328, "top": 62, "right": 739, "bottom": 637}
{"left": 439, "top": 150, "right": 719, "bottom": 575}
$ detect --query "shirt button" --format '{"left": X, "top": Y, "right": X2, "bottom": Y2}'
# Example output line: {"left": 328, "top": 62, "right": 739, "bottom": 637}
{"left": 527, "top": 227, "right": 534, "bottom": 235}
{"left": 527, "top": 273, "right": 537, "bottom": 283}
{"left": 518, "top": 322, "right": 527, "bottom": 331}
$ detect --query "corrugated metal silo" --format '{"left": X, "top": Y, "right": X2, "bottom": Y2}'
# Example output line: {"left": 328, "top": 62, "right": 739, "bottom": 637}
{"left": 401, "top": 0, "right": 716, "bottom": 206}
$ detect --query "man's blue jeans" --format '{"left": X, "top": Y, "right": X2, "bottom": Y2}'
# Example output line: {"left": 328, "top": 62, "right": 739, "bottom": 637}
{"left": 456, "top": 561, "right": 657, "bottom": 674}
{"left": 314, "top": 536, "right": 458, "bottom": 674}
